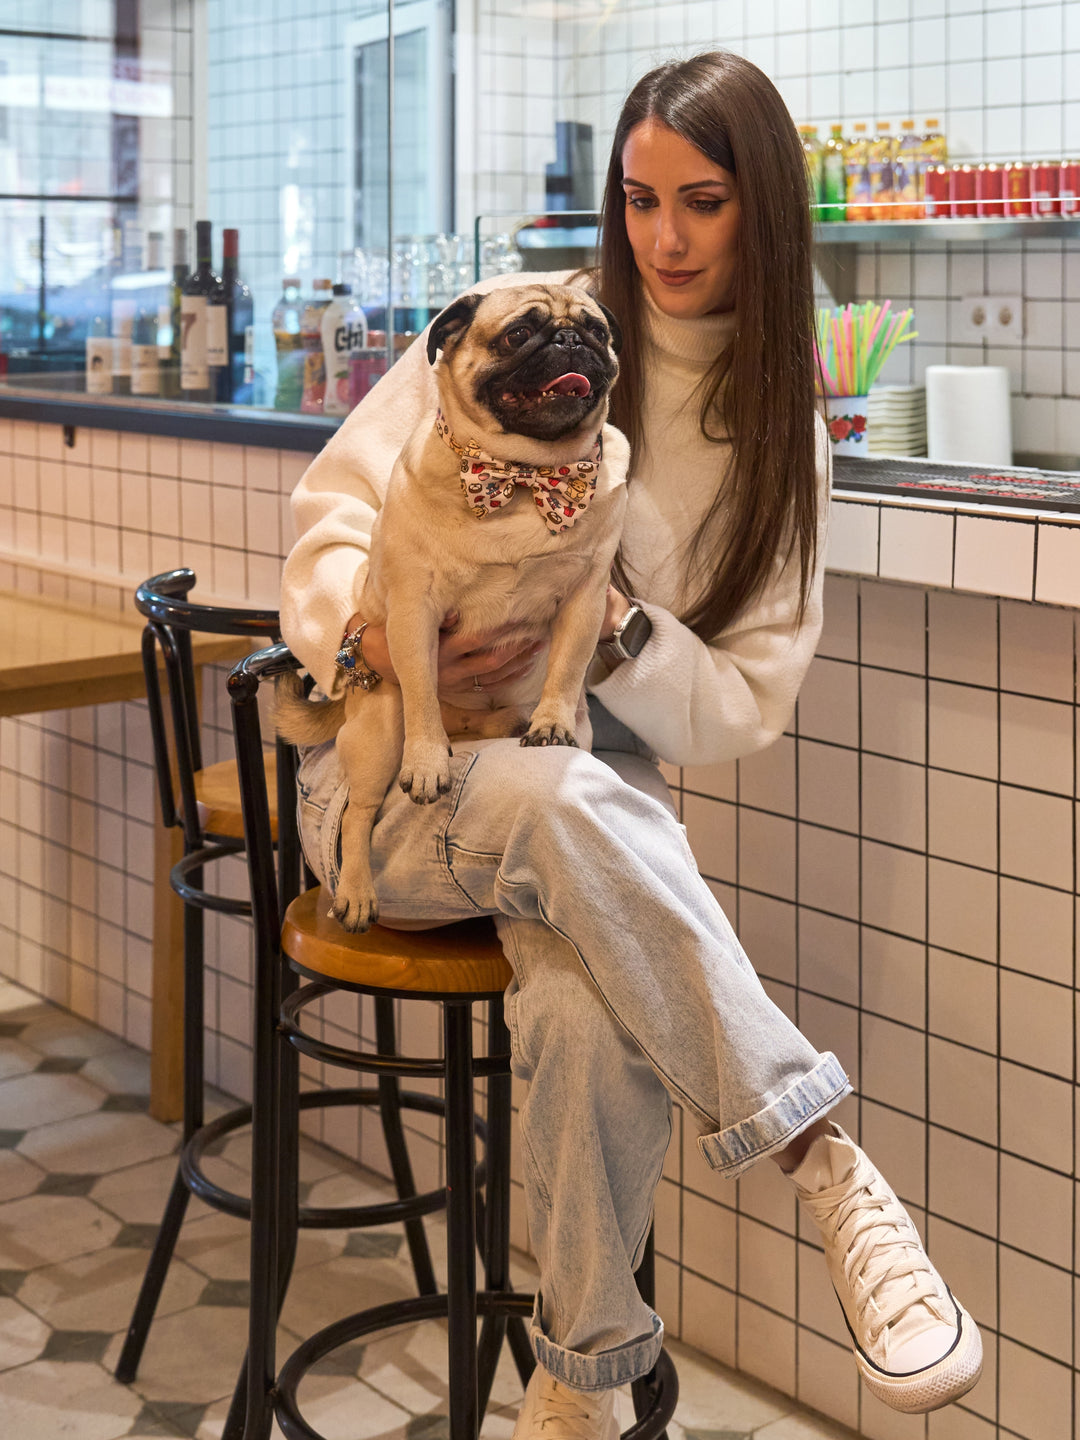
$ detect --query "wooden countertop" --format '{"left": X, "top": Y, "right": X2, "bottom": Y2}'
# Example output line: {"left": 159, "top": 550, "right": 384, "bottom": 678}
{"left": 0, "top": 588, "right": 250, "bottom": 716}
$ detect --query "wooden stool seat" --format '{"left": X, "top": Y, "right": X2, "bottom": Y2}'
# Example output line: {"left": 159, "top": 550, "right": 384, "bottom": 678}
{"left": 195, "top": 752, "right": 278, "bottom": 840}
{"left": 283, "top": 885, "right": 511, "bottom": 996}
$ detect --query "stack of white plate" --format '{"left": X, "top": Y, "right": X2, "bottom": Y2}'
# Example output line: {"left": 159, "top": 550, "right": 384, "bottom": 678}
{"left": 867, "top": 384, "right": 927, "bottom": 457}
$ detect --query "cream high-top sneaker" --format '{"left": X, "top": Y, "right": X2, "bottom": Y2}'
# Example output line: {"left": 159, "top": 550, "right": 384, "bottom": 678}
{"left": 511, "top": 1365, "right": 620, "bottom": 1440}
{"left": 789, "top": 1123, "right": 982, "bottom": 1413}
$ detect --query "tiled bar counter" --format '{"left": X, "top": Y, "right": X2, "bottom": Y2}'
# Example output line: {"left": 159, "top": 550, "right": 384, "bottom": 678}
{"left": 0, "top": 412, "right": 1077, "bottom": 1440}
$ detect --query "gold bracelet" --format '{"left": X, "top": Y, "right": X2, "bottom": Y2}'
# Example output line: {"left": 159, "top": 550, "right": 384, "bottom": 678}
{"left": 335, "top": 621, "right": 382, "bottom": 691}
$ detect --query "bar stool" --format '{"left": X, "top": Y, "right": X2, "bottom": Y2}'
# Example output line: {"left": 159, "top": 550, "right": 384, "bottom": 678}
{"left": 228, "top": 641, "right": 679, "bottom": 1440}
{"left": 119, "top": 573, "right": 444, "bottom": 1439}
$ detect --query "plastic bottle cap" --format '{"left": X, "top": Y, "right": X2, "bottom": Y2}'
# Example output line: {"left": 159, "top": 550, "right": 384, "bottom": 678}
{"left": 901, "top": 119, "right": 915, "bottom": 129}
{"left": 313, "top": 278, "right": 333, "bottom": 290}
{"left": 853, "top": 122, "right": 867, "bottom": 132}
{"left": 283, "top": 277, "right": 301, "bottom": 287}
{"left": 877, "top": 121, "right": 891, "bottom": 130}
{"left": 332, "top": 283, "right": 352, "bottom": 296}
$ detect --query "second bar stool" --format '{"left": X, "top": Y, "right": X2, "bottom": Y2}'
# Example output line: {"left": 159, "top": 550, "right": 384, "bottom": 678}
{"left": 120, "top": 573, "right": 449, "bottom": 1440}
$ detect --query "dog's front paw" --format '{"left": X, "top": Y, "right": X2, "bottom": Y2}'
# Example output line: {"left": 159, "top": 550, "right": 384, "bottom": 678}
{"left": 521, "top": 721, "right": 578, "bottom": 748}
{"left": 399, "top": 741, "right": 453, "bottom": 804}
{"left": 330, "top": 887, "right": 379, "bottom": 933}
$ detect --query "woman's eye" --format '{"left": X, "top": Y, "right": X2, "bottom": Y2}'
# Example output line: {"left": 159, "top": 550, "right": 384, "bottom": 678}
{"left": 625, "top": 194, "right": 656, "bottom": 211}
{"left": 504, "top": 325, "right": 533, "bottom": 349}
{"left": 689, "top": 197, "right": 725, "bottom": 213}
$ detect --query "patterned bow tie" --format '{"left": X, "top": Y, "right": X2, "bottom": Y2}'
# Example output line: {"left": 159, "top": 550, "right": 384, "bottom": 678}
{"left": 434, "top": 409, "right": 601, "bottom": 535}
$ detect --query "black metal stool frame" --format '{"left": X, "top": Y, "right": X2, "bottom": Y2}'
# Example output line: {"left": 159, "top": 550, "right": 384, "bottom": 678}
{"left": 119, "top": 574, "right": 446, "bottom": 1440}
{"left": 229, "top": 642, "right": 678, "bottom": 1440}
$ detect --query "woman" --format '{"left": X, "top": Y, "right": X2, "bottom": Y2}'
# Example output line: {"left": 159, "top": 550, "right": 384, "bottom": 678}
{"left": 281, "top": 51, "right": 981, "bottom": 1435}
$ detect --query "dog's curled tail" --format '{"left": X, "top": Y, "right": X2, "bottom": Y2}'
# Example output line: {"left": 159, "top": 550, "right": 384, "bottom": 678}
{"left": 272, "top": 671, "right": 346, "bottom": 747}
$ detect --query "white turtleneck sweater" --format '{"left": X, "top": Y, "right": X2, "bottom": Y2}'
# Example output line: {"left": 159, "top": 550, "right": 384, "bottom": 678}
{"left": 280, "top": 272, "right": 830, "bottom": 768}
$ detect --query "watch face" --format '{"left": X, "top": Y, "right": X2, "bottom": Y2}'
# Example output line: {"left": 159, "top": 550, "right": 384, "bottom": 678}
{"left": 618, "top": 607, "right": 652, "bottom": 658}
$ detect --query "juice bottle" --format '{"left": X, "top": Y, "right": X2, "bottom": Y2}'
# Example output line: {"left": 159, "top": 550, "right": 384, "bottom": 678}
{"left": 799, "top": 124, "right": 824, "bottom": 210}
{"left": 869, "top": 121, "right": 896, "bottom": 220}
{"left": 844, "top": 122, "right": 872, "bottom": 219}
{"left": 300, "top": 277, "right": 333, "bottom": 415}
{"left": 895, "top": 120, "right": 923, "bottom": 220}
{"left": 919, "top": 120, "right": 948, "bottom": 216}
{"left": 820, "top": 124, "right": 847, "bottom": 222}
{"left": 272, "top": 278, "right": 304, "bottom": 411}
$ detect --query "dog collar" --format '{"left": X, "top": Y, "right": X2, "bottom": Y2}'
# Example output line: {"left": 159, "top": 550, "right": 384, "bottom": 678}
{"left": 433, "top": 409, "right": 602, "bottom": 535}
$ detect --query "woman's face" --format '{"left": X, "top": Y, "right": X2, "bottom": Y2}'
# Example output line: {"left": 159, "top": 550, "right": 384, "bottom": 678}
{"left": 620, "top": 118, "right": 740, "bottom": 318}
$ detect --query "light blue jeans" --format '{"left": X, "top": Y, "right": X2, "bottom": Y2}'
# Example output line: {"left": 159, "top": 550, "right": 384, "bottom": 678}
{"left": 296, "top": 701, "right": 850, "bottom": 1390}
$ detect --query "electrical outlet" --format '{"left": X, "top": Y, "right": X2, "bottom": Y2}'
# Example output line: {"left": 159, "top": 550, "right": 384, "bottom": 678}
{"left": 959, "top": 294, "right": 1024, "bottom": 343}
{"left": 988, "top": 295, "right": 1023, "bottom": 340}
{"left": 959, "top": 295, "right": 993, "bottom": 343}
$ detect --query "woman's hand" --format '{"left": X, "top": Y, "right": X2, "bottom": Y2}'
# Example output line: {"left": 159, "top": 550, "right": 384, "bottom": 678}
{"left": 343, "top": 612, "right": 543, "bottom": 693}
{"left": 600, "top": 585, "right": 632, "bottom": 642}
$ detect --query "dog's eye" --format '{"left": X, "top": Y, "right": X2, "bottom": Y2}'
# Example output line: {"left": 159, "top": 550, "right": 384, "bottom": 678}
{"left": 503, "top": 325, "right": 533, "bottom": 350}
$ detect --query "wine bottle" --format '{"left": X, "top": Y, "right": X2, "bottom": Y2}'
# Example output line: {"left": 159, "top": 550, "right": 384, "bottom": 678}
{"left": 132, "top": 231, "right": 165, "bottom": 397}
{"left": 180, "top": 220, "right": 218, "bottom": 402}
{"left": 109, "top": 223, "right": 133, "bottom": 396}
{"left": 161, "top": 228, "right": 188, "bottom": 398}
{"left": 208, "top": 227, "right": 254, "bottom": 404}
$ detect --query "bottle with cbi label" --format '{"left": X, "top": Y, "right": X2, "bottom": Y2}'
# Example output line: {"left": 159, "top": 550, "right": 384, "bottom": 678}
{"left": 180, "top": 220, "right": 218, "bottom": 402}
{"left": 321, "top": 283, "right": 368, "bottom": 417}
{"left": 208, "top": 228, "right": 254, "bottom": 404}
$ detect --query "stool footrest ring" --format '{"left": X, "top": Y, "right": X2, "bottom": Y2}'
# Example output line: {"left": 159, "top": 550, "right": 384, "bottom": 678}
{"left": 275, "top": 1292, "right": 678, "bottom": 1440}
{"left": 181, "top": 1086, "right": 482, "bottom": 1228}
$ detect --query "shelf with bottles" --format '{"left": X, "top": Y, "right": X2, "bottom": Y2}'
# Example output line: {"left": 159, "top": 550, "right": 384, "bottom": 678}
{"left": 814, "top": 215, "right": 1080, "bottom": 243}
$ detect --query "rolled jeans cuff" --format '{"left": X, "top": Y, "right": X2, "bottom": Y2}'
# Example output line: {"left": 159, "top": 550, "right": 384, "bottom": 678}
{"left": 530, "top": 1296, "right": 664, "bottom": 1391}
{"left": 697, "top": 1051, "right": 852, "bottom": 1178}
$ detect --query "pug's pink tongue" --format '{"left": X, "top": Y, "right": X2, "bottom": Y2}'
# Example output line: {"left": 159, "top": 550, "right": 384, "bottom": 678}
{"left": 540, "top": 373, "right": 591, "bottom": 397}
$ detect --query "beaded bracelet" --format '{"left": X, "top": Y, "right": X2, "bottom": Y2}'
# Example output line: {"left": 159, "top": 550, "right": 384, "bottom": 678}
{"left": 335, "top": 621, "right": 382, "bottom": 691}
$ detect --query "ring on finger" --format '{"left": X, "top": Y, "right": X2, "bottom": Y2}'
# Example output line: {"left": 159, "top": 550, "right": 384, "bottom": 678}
{"left": 472, "top": 675, "right": 484, "bottom": 692}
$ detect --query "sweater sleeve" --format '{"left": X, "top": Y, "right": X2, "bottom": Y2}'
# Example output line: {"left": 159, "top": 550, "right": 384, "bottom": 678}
{"left": 589, "top": 419, "right": 831, "bottom": 767}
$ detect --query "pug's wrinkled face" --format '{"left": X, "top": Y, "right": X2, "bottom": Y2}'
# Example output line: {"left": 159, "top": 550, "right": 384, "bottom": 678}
{"left": 427, "top": 284, "right": 621, "bottom": 444}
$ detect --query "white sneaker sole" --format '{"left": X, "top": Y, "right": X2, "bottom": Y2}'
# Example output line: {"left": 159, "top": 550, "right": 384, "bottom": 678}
{"left": 854, "top": 1295, "right": 983, "bottom": 1414}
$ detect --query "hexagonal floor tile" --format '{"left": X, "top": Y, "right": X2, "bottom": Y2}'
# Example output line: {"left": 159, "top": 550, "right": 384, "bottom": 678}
{"left": 0, "top": 1148, "right": 45, "bottom": 1203}
{"left": 0, "top": 1294, "right": 51, "bottom": 1368}
{"left": 18, "top": 1109, "right": 176, "bottom": 1174}
{"left": 0, "top": 1037, "right": 40, "bottom": 1081}
{"left": 0, "top": 1193, "right": 121, "bottom": 1269}
{"left": 17, "top": 1245, "right": 207, "bottom": 1333}
{"left": 81, "top": 1046, "right": 152, "bottom": 1098}
{"left": 0, "top": 1070, "right": 107, "bottom": 1130}
{"left": 14, "top": 1010, "right": 127, "bottom": 1062}
{"left": 0, "top": 1357, "right": 143, "bottom": 1440}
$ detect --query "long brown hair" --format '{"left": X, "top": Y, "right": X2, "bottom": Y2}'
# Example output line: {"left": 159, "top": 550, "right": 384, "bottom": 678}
{"left": 596, "top": 52, "right": 819, "bottom": 641}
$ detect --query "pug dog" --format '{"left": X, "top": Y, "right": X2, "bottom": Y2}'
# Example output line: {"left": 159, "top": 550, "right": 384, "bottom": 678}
{"left": 277, "top": 282, "right": 629, "bottom": 932}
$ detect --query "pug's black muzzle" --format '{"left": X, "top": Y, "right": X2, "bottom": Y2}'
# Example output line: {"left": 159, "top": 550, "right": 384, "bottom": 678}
{"left": 480, "top": 320, "right": 618, "bottom": 442}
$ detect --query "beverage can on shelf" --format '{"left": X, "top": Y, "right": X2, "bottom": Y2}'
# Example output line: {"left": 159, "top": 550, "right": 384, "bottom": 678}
{"left": 1031, "top": 161, "right": 1059, "bottom": 215}
{"left": 923, "top": 164, "right": 950, "bottom": 218}
{"left": 976, "top": 162, "right": 1005, "bottom": 217}
{"left": 950, "top": 163, "right": 977, "bottom": 217}
{"left": 1058, "top": 160, "right": 1079, "bottom": 217}
{"left": 1003, "top": 161, "right": 1031, "bottom": 216}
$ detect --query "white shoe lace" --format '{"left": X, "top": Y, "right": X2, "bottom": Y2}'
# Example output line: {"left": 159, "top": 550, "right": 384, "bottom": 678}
{"left": 808, "top": 1165, "right": 941, "bottom": 1348}
{"left": 530, "top": 1377, "right": 612, "bottom": 1440}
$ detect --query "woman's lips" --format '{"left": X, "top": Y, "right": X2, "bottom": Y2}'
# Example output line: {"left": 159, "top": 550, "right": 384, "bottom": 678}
{"left": 654, "top": 269, "right": 702, "bottom": 287}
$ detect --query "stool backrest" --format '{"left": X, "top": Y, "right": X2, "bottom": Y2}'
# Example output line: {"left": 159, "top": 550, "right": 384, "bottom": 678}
{"left": 227, "top": 640, "right": 306, "bottom": 956}
{"left": 135, "top": 568, "right": 280, "bottom": 850}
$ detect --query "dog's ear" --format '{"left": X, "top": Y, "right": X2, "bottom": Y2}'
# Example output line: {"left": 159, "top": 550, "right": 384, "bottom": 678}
{"left": 595, "top": 301, "right": 623, "bottom": 356}
{"left": 427, "top": 294, "right": 482, "bottom": 365}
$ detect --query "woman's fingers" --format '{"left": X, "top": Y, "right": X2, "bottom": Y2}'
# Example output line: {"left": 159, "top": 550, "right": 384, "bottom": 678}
{"left": 439, "top": 640, "right": 545, "bottom": 692}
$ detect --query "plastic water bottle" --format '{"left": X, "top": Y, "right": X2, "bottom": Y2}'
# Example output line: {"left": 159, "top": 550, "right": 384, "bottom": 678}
{"left": 272, "top": 277, "right": 304, "bottom": 411}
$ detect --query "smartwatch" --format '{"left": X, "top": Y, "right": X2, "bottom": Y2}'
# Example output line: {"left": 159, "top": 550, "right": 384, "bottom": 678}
{"left": 598, "top": 603, "right": 652, "bottom": 665}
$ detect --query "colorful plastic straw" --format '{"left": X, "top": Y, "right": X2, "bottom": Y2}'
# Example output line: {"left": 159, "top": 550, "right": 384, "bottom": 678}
{"left": 814, "top": 300, "right": 918, "bottom": 398}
